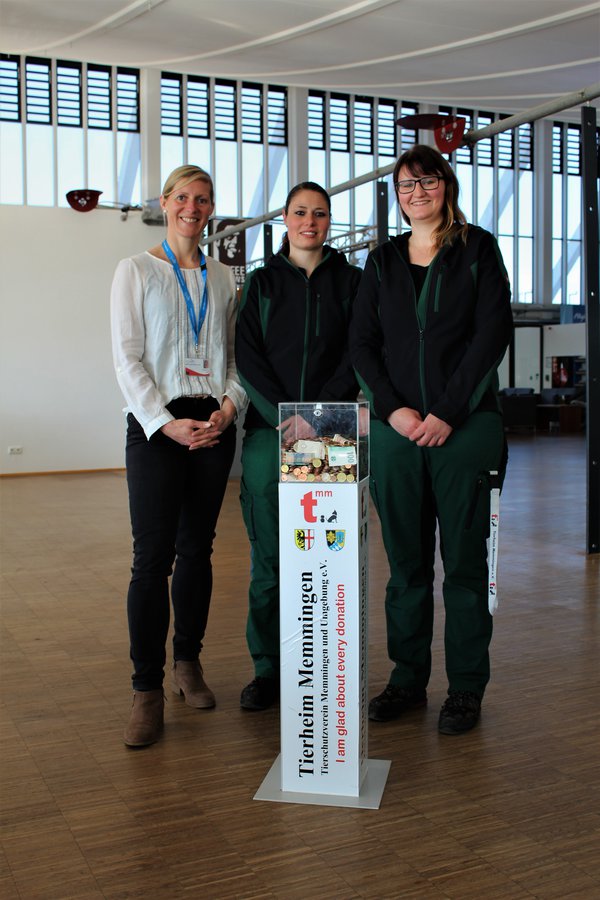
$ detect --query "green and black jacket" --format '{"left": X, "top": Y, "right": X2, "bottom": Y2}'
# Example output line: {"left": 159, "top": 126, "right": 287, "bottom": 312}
{"left": 235, "top": 246, "right": 362, "bottom": 430}
{"left": 349, "top": 226, "right": 513, "bottom": 429}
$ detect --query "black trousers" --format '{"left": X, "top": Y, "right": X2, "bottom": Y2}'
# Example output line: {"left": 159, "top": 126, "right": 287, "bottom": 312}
{"left": 125, "top": 397, "right": 236, "bottom": 691}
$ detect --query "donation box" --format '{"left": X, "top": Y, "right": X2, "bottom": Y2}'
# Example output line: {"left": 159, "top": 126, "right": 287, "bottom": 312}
{"left": 278, "top": 402, "right": 370, "bottom": 797}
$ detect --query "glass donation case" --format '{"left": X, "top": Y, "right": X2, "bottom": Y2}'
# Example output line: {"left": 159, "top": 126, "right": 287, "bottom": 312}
{"left": 278, "top": 401, "right": 369, "bottom": 484}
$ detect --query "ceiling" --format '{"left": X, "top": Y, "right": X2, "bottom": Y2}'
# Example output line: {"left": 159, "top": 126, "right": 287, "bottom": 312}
{"left": 2, "top": 0, "right": 599, "bottom": 121}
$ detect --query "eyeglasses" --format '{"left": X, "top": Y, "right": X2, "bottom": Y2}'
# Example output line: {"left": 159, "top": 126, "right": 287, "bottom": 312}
{"left": 394, "top": 176, "right": 441, "bottom": 194}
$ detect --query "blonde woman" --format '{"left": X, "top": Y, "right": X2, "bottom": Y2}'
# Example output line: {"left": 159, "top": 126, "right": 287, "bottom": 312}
{"left": 111, "top": 165, "right": 245, "bottom": 747}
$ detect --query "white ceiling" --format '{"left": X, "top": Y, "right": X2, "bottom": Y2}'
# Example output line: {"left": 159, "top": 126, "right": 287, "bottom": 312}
{"left": 2, "top": 0, "right": 599, "bottom": 121}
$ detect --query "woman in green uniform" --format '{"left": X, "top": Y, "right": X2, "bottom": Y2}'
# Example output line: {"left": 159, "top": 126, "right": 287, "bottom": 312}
{"left": 235, "top": 182, "right": 361, "bottom": 710}
{"left": 350, "top": 145, "right": 513, "bottom": 734}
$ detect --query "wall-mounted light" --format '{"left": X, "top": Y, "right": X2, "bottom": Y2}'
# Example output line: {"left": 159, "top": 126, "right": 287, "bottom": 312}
{"left": 66, "top": 189, "right": 103, "bottom": 212}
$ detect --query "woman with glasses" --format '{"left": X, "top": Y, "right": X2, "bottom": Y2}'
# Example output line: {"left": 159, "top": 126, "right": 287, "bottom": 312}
{"left": 111, "top": 165, "right": 246, "bottom": 747}
{"left": 350, "top": 144, "right": 512, "bottom": 735}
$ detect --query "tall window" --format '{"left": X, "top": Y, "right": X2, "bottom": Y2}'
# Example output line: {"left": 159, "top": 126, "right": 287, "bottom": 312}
{"left": 516, "top": 123, "right": 533, "bottom": 304}
{"left": 0, "top": 55, "right": 23, "bottom": 203}
{"left": 25, "top": 58, "right": 54, "bottom": 205}
{"left": 552, "top": 123, "right": 583, "bottom": 305}
{"left": 353, "top": 97, "right": 374, "bottom": 232}
{"left": 266, "top": 86, "right": 287, "bottom": 223}
{"left": 0, "top": 55, "right": 141, "bottom": 207}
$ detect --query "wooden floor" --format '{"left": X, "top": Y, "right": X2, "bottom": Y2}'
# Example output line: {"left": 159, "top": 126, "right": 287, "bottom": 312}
{"left": 1, "top": 434, "right": 598, "bottom": 900}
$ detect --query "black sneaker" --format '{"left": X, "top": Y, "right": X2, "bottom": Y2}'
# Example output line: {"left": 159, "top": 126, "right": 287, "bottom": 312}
{"left": 368, "top": 685, "right": 427, "bottom": 722}
{"left": 438, "top": 690, "right": 481, "bottom": 735}
{"left": 240, "top": 676, "right": 279, "bottom": 711}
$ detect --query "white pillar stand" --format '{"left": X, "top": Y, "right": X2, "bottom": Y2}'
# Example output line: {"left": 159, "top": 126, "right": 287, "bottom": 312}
{"left": 255, "top": 466, "right": 390, "bottom": 809}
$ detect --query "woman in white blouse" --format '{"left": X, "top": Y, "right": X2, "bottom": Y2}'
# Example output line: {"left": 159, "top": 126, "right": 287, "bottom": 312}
{"left": 111, "top": 165, "right": 246, "bottom": 748}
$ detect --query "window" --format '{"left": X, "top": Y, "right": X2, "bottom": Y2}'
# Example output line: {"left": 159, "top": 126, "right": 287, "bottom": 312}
{"left": 241, "top": 83, "right": 262, "bottom": 143}
{"left": 476, "top": 111, "right": 494, "bottom": 233}
{"left": 116, "top": 68, "right": 139, "bottom": 132}
{"left": 566, "top": 124, "right": 581, "bottom": 176}
{"left": 0, "top": 55, "right": 23, "bottom": 203}
{"left": 267, "top": 87, "right": 286, "bottom": 146}
{"left": 497, "top": 121, "right": 514, "bottom": 169}
{"left": 56, "top": 61, "right": 81, "bottom": 127}
{"left": 161, "top": 73, "right": 182, "bottom": 136}
{"left": 398, "top": 103, "right": 418, "bottom": 153}
{"left": 214, "top": 80, "right": 236, "bottom": 141}
{"left": 87, "top": 65, "right": 111, "bottom": 129}
{"left": 518, "top": 122, "right": 533, "bottom": 171}
{"left": 0, "top": 55, "right": 21, "bottom": 122}
{"left": 552, "top": 122, "right": 583, "bottom": 305}
{"left": 308, "top": 91, "right": 325, "bottom": 150}
{"left": 377, "top": 100, "right": 396, "bottom": 158}
{"left": 187, "top": 77, "right": 209, "bottom": 139}
{"left": 516, "top": 123, "right": 533, "bottom": 303}
{"left": 25, "top": 57, "right": 51, "bottom": 124}
{"left": 330, "top": 94, "right": 349, "bottom": 153}
{"left": 354, "top": 97, "right": 373, "bottom": 155}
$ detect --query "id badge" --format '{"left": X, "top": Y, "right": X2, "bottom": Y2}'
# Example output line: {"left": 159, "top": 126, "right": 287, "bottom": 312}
{"left": 184, "top": 357, "right": 211, "bottom": 377}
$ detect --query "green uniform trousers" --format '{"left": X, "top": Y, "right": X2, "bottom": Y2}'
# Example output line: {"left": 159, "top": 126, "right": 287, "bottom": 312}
{"left": 370, "top": 411, "right": 506, "bottom": 698}
{"left": 239, "top": 428, "right": 280, "bottom": 678}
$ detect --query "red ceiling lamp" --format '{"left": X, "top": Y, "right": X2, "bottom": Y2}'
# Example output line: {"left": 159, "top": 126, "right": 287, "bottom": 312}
{"left": 65, "top": 189, "right": 103, "bottom": 212}
{"left": 396, "top": 113, "right": 467, "bottom": 153}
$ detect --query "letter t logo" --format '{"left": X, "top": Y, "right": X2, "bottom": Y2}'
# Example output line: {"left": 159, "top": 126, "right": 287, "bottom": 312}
{"left": 300, "top": 491, "right": 318, "bottom": 523}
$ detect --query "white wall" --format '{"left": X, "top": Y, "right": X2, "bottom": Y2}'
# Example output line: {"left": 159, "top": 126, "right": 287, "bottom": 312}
{"left": 0, "top": 204, "right": 246, "bottom": 476}
{"left": 543, "top": 323, "right": 586, "bottom": 357}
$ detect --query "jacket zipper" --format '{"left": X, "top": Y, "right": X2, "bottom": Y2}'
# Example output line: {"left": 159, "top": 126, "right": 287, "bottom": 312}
{"left": 433, "top": 268, "right": 444, "bottom": 313}
{"left": 299, "top": 276, "right": 311, "bottom": 400}
{"left": 414, "top": 248, "right": 449, "bottom": 413}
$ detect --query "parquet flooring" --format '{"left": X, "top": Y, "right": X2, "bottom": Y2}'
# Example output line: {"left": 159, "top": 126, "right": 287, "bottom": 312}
{"left": 1, "top": 434, "right": 598, "bottom": 899}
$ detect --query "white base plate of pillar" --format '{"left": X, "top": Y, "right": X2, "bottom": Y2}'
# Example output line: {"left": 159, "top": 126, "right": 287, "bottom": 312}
{"left": 254, "top": 755, "right": 391, "bottom": 809}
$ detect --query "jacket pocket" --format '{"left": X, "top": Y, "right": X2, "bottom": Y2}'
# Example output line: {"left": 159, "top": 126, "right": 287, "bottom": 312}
{"left": 464, "top": 473, "right": 488, "bottom": 531}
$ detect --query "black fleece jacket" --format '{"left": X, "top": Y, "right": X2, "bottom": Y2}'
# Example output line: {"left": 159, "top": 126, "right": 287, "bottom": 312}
{"left": 349, "top": 226, "right": 513, "bottom": 428}
{"left": 236, "top": 246, "right": 362, "bottom": 430}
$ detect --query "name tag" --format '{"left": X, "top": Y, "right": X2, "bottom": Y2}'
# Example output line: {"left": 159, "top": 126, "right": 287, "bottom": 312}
{"left": 184, "top": 357, "right": 211, "bottom": 377}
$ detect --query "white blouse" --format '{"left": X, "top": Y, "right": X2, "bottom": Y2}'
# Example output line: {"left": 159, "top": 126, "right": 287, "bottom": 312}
{"left": 110, "top": 250, "right": 247, "bottom": 438}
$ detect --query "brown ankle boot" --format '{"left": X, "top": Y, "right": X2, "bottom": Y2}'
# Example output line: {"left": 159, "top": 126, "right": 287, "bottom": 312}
{"left": 171, "top": 660, "right": 215, "bottom": 708}
{"left": 123, "top": 689, "right": 164, "bottom": 747}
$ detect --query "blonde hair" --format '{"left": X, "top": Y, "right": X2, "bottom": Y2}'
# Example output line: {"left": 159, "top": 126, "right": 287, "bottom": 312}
{"left": 161, "top": 165, "right": 214, "bottom": 203}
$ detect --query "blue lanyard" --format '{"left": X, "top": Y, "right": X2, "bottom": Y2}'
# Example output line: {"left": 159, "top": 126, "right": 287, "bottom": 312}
{"left": 162, "top": 239, "right": 208, "bottom": 351}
